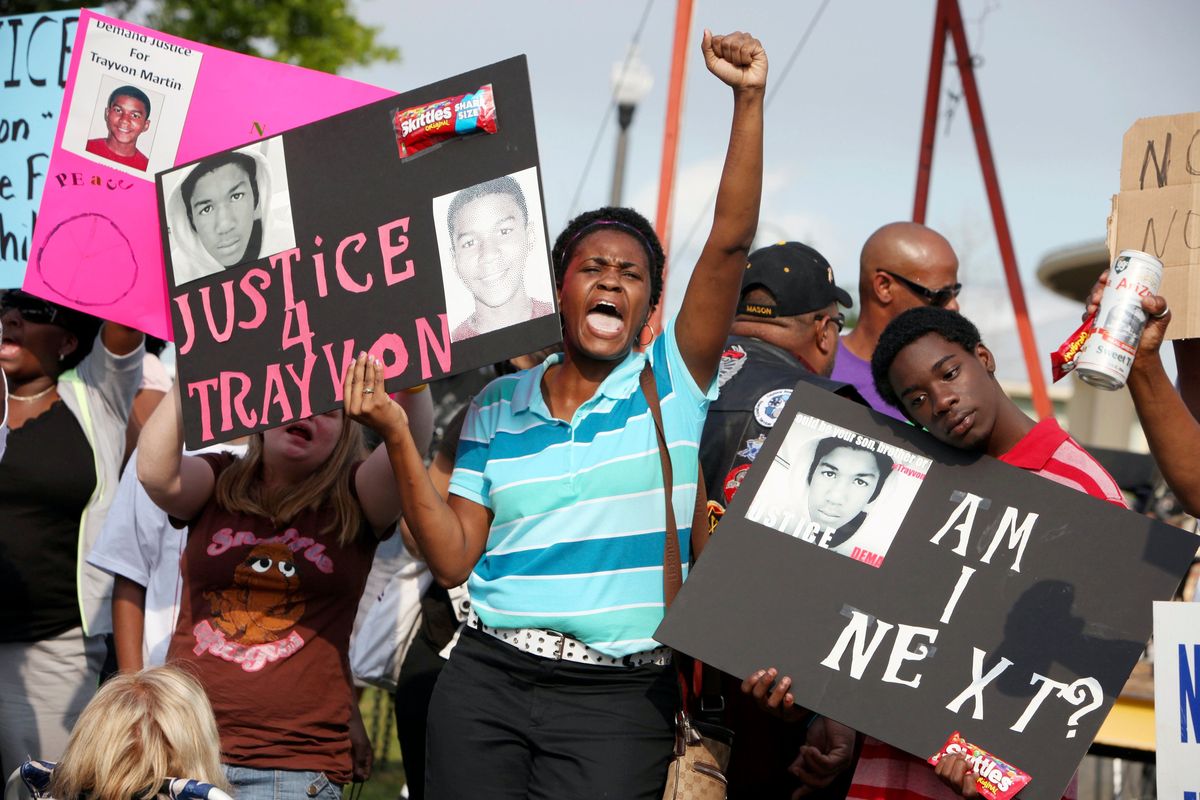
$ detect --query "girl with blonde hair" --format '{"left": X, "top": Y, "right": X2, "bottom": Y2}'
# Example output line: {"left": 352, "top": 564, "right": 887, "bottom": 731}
{"left": 49, "top": 666, "right": 227, "bottom": 800}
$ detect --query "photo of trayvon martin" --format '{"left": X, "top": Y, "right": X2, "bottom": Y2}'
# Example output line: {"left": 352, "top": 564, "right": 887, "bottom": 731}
{"left": 164, "top": 142, "right": 296, "bottom": 287}
{"left": 746, "top": 419, "right": 927, "bottom": 568}
{"left": 437, "top": 169, "right": 556, "bottom": 342}
{"left": 86, "top": 84, "right": 153, "bottom": 171}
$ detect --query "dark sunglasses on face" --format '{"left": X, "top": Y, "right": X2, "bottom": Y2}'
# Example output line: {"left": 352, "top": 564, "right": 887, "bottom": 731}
{"left": 878, "top": 269, "right": 962, "bottom": 307}
{"left": 0, "top": 293, "right": 62, "bottom": 326}
{"left": 816, "top": 312, "right": 846, "bottom": 333}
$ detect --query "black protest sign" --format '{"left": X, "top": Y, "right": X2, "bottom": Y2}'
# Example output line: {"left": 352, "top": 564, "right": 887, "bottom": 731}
{"left": 656, "top": 382, "right": 1196, "bottom": 800}
{"left": 158, "top": 56, "right": 561, "bottom": 448}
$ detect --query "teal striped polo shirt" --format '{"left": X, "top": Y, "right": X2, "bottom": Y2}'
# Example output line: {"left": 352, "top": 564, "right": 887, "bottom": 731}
{"left": 449, "top": 319, "right": 717, "bottom": 657}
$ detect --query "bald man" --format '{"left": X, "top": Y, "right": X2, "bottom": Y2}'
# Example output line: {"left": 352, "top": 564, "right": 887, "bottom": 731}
{"left": 830, "top": 222, "right": 961, "bottom": 420}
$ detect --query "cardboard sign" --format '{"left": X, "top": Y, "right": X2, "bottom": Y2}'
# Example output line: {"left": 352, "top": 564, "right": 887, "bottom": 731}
{"left": 1109, "top": 112, "right": 1200, "bottom": 340}
{"left": 20, "top": 10, "right": 393, "bottom": 337}
{"left": 1153, "top": 601, "right": 1200, "bottom": 800}
{"left": 1119, "top": 113, "right": 1200, "bottom": 192}
{"left": 0, "top": 10, "right": 77, "bottom": 287}
{"left": 656, "top": 382, "right": 1197, "bottom": 800}
{"left": 162, "top": 56, "right": 560, "bottom": 448}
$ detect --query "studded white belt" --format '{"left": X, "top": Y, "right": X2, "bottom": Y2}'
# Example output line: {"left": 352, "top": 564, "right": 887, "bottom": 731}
{"left": 466, "top": 610, "right": 671, "bottom": 668}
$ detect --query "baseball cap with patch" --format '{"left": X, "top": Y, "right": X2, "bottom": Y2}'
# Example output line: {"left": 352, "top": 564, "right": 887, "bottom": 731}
{"left": 738, "top": 241, "right": 852, "bottom": 318}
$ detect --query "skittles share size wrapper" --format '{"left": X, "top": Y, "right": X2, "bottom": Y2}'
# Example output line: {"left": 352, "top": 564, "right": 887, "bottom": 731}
{"left": 392, "top": 84, "right": 498, "bottom": 158}
{"left": 928, "top": 732, "right": 1031, "bottom": 800}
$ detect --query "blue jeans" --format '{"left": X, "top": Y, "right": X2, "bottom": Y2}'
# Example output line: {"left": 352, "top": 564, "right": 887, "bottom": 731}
{"left": 223, "top": 766, "right": 342, "bottom": 800}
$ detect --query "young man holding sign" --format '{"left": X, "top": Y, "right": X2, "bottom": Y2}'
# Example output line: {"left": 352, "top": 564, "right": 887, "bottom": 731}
{"left": 865, "top": 308, "right": 1124, "bottom": 798}
{"left": 744, "top": 307, "right": 1124, "bottom": 799}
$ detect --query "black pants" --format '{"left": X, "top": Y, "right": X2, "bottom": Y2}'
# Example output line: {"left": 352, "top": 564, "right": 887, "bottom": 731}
{"left": 424, "top": 626, "right": 677, "bottom": 799}
{"left": 393, "top": 627, "right": 446, "bottom": 800}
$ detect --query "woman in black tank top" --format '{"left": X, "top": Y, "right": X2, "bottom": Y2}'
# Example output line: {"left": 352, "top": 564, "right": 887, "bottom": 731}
{"left": 0, "top": 290, "right": 144, "bottom": 774}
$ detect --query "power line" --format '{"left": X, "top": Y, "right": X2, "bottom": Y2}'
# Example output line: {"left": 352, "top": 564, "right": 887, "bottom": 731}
{"left": 765, "top": 0, "right": 834, "bottom": 109}
{"left": 563, "top": 0, "right": 657, "bottom": 229}
{"left": 945, "top": 0, "right": 1000, "bottom": 135}
{"left": 673, "top": 0, "right": 833, "bottom": 260}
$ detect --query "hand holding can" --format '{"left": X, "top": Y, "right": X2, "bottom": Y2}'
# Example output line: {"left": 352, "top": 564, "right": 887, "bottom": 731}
{"left": 1074, "top": 250, "right": 1163, "bottom": 390}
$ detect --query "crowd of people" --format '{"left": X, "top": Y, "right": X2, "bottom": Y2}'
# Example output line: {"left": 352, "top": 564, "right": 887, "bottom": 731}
{"left": 2, "top": 24, "right": 1198, "bottom": 800}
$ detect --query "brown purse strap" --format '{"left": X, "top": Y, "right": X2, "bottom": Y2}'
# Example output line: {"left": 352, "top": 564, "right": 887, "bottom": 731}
{"left": 640, "top": 364, "right": 683, "bottom": 608}
{"left": 640, "top": 363, "right": 715, "bottom": 606}
{"left": 641, "top": 363, "right": 726, "bottom": 717}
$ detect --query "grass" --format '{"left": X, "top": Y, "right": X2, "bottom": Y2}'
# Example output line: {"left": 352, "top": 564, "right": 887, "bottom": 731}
{"left": 350, "top": 764, "right": 407, "bottom": 800}
{"left": 348, "top": 688, "right": 408, "bottom": 800}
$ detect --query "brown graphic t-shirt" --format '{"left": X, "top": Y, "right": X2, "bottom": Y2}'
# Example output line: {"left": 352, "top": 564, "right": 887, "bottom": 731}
{"left": 167, "top": 454, "right": 383, "bottom": 783}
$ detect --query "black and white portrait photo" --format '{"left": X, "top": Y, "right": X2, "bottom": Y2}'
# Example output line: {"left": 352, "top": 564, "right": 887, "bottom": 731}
{"left": 432, "top": 166, "right": 556, "bottom": 342}
{"left": 745, "top": 414, "right": 930, "bottom": 568}
{"left": 162, "top": 137, "right": 297, "bottom": 287}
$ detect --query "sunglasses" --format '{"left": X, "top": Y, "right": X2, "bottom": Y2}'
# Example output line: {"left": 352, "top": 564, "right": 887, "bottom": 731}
{"left": 815, "top": 312, "right": 846, "bottom": 333}
{"left": 879, "top": 269, "right": 961, "bottom": 307}
{"left": 0, "top": 293, "right": 62, "bottom": 326}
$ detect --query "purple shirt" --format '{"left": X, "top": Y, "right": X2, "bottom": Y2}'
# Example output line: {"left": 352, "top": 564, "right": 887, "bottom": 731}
{"left": 830, "top": 338, "right": 907, "bottom": 421}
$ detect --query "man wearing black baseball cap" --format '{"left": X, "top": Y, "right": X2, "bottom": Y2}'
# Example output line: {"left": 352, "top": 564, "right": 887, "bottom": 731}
{"left": 697, "top": 241, "right": 861, "bottom": 799}
{"left": 734, "top": 240, "right": 854, "bottom": 371}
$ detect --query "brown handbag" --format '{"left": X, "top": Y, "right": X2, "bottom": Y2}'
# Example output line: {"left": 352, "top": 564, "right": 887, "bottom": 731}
{"left": 639, "top": 365, "right": 733, "bottom": 800}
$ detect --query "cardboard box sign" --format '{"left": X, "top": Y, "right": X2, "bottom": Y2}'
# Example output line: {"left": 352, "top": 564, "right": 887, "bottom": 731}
{"left": 160, "top": 56, "right": 561, "bottom": 448}
{"left": 656, "top": 382, "right": 1197, "bottom": 800}
{"left": 1119, "top": 112, "right": 1200, "bottom": 192}
{"left": 20, "top": 10, "right": 395, "bottom": 338}
{"left": 1109, "top": 112, "right": 1200, "bottom": 340}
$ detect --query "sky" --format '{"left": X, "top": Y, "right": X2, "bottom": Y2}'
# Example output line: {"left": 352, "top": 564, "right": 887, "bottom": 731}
{"left": 344, "top": 0, "right": 1200, "bottom": 384}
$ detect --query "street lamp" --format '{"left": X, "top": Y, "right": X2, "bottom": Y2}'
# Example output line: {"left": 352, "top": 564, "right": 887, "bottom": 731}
{"left": 609, "top": 47, "right": 653, "bottom": 207}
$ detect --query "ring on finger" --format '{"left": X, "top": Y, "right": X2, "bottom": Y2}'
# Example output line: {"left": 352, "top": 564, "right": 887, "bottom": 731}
{"left": 363, "top": 387, "right": 375, "bottom": 394}
{"left": 1152, "top": 304, "right": 1169, "bottom": 319}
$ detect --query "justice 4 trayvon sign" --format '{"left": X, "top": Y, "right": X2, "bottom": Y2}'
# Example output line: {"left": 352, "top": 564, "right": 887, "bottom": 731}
{"left": 160, "top": 57, "right": 560, "bottom": 448}
{"left": 657, "top": 382, "right": 1197, "bottom": 800}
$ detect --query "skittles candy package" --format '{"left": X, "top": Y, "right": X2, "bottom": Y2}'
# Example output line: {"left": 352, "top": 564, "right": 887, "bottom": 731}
{"left": 392, "top": 84, "right": 497, "bottom": 159}
{"left": 928, "top": 732, "right": 1031, "bottom": 800}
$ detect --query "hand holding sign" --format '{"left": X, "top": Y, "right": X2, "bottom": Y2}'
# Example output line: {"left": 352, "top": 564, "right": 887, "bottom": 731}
{"left": 343, "top": 351, "right": 407, "bottom": 438}
{"left": 789, "top": 717, "right": 857, "bottom": 797}
{"left": 933, "top": 753, "right": 981, "bottom": 798}
{"left": 741, "top": 666, "right": 807, "bottom": 723}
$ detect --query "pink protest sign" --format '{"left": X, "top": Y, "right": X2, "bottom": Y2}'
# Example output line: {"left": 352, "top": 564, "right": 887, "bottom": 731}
{"left": 22, "top": 10, "right": 393, "bottom": 338}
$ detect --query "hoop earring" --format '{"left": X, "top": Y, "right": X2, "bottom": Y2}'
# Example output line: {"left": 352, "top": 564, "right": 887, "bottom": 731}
{"left": 637, "top": 321, "right": 656, "bottom": 348}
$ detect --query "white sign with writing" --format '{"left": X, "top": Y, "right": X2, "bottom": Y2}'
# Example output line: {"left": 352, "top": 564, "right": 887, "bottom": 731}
{"left": 1154, "top": 600, "right": 1200, "bottom": 800}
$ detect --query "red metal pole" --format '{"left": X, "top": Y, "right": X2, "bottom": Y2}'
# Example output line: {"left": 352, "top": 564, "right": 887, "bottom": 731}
{"left": 648, "top": 0, "right": 694, "bottom": 336}
{"left": 913, "top": 0, "right": 948, "bottom": 224}
{"left": 943, "top": 0, "right": 1053, "bottom": 419}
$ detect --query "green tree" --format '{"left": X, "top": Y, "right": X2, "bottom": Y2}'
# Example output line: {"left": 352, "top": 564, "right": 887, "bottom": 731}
{"left": 6, "top": 0, "right": 398, "bottom": 74}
